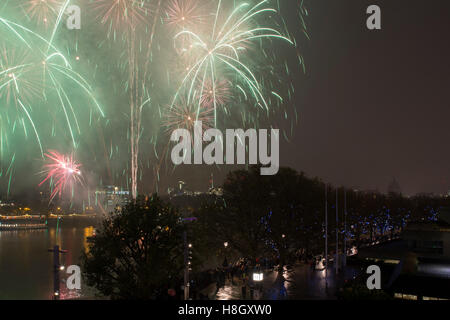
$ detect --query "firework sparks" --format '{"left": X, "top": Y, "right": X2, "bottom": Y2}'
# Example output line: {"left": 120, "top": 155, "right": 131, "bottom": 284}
{"left": 21, "top": 0, "right": 65, "bottom": 28}
{"left": 163, "top": 98, "right": 214, "bottom": 134}
{"left": 0, "top": 15, "right": 104, "bottom": 154}
{"left": 165, "top": 0, "right": 210, "bottom": 32}
{"left": 91, "top": 0, "right": 154, "bottom": 37}
{"left": 172, "top": 0, "right": 294, "bottom": 126}
{"left": 39, "top": 150, "right": 82, "bottom": 201}
{"left": 0, "top": 45, "right": 43, "bottom": 106}
{"left": 200, "top": 78, "right": 231, "bottom": 109}
{"left": 0, "top": 0, "right": 307, "bottom": 199}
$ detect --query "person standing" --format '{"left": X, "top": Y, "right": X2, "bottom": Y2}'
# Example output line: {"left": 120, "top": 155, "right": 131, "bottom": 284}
{"left": 241, "top": 273, "right": 247, "bottom": 299}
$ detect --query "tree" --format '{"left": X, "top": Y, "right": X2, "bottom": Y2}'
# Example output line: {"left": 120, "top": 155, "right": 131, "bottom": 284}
{"left": 81, "top": 196, "right": 185, "bottom": 299}
{"left": 194, "top": 166, "right": 324, "bottom": 272}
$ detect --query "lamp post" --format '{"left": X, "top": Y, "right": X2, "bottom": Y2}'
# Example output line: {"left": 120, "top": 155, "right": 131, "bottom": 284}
{"left": 325, "top": 184, "right": 328, "bottom": 288}
{"left": 252, "top": 270, "right": 263, "bottom": 300}
{"left": 48, "top": 245, "right": 67, "bottom": 300}
{"left": 336, "top": 189, "right": 339, "bottom": 276}
{"left": 183, "top": 231, "right": 190, "bottom": 300}
{"left": 344, "top": 189, "right": 347, "bottom": 268}
{"left": 253, "top": 272, "right": 263, "bottom": 282}
{"left": 182, "top": 217, "right": 197, "bottom": 300}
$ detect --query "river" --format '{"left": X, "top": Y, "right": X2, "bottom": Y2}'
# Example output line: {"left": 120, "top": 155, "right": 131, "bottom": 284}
{"left": 0, "top": 222, "right": 97, "bottom": 300}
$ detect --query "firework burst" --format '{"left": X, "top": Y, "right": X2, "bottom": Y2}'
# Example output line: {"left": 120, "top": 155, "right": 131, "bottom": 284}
{"left": 91, "top": 0, "right": 154, "bottom": 37}
{"left": 200, "top": 78, "right": 231, "bottom": 109}
{"left": 0, "top": 45, "right": 43, "bottom": 106}
{"left": 165, "top": 0, "right": 210, "bottom": 32}
{"left": 39, "top": 150, "right": 83, "bottom": 202}
{"left": 0, "top": 0, "right": 308, "bottom": 199}
{"left": 0, "top": 16, "right": 104, "bottom": 153}
{"left": 172, "top": 0, "right": 294, "bottom": 126}
{"left": 21, "top": 0, "right": 65, "bottom": 28}
{"left": 163, "top": 98, "right": 213, "bottom": 134}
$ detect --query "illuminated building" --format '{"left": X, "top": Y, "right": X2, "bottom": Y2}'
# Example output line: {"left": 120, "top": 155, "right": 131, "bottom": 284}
{"left": 354, "top": 208, "right": 450, "bottom": 300}
{"left": 95, "top": 186, "right": 130, "bottom": 212}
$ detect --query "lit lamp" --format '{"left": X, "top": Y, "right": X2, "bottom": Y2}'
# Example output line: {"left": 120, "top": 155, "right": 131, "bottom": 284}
{"left": 224, "top": 242, "right": 229, "bottom": 248}
{"left": 253, "top": 272, "right": 263, "bottom": 282}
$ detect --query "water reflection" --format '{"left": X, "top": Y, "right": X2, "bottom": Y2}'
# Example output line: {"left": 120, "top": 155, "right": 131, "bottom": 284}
{"left": 0, "top": 224, "right": 96, "bottom": 300}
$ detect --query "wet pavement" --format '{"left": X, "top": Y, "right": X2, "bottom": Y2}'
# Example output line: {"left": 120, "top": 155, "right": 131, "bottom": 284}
{"left": 212, "top": 263, "right": 363, "bottom": 300}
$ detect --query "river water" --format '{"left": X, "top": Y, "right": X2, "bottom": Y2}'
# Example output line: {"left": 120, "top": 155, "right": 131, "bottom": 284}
{"left": 0, "top": 223, "right": 96, "bottom": 300}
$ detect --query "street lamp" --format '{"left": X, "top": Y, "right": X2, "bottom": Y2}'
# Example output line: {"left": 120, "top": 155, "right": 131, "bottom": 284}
{"left": 253, "top": 272, "right": 263, "bottom": 282}
{"left": 252, "top": 271, "right": 264, "bottom": 300}
{"left": 224, "top": 242, "right": 229, "bottom": 248}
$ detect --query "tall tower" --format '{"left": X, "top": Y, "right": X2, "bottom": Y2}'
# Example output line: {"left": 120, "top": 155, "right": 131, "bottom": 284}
{"left": 210, "top": 173, "right": 214, "bottom": 189}
{"left": 387, "top": 177, "right": 402, "bottom": 195}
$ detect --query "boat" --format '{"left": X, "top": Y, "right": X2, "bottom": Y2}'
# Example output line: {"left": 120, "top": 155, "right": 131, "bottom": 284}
{"left": 0, "top": 223, "right": 48, "bottom": 231}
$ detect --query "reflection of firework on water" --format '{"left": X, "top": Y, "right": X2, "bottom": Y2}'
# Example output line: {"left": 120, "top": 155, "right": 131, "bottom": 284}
{"left": 21, "top": 0, "right": 65, "bottom": 28}
{"left": 163, "top": 99, "right": 213, "bottom": 134}
{"left": 172, "top": 0, "right": 294, "bottom": 126}
{"left": 165, "top": 0, "right": 210, "bottom": 32}
{"left": 39, "top": 150, "right": 83, "bottom": 202}
{"left": 92, "top": 0, "right": 154, "bottom": 37}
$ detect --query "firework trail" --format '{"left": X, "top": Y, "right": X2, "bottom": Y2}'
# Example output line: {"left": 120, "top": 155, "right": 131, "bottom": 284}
{"left": 0, "top": 2, "right": 104, "bottom": 195}
{"left": 89, "top": 0, "right": 307, "bottom": 194}
{"left": 20, "top": 0, "right": 65, "bottom": 29}
{"left": 171, "top": 0, "right": 294, "bottom": 127}
{"left": 92, "top": 0, "right": 162, "bottom": 199}
{"left": 39, "top": 150, "right": 83, "bottom": 202}
{"left": 0, "top": 0, "right": 308, "bottom": 198}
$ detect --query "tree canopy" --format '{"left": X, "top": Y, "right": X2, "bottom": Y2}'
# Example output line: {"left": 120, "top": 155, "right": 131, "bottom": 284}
{"left": 82, "top": 196, "right": 185, "bottom": 299}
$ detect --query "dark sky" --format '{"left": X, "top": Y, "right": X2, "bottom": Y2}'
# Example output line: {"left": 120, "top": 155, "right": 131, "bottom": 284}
{"left": 277, "top": 0, "right": 450, "bottom": 196}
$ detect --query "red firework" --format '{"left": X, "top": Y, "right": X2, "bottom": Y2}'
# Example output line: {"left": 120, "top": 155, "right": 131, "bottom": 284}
{"left": 39, "top": 151, "right": 82, "bottom": 201}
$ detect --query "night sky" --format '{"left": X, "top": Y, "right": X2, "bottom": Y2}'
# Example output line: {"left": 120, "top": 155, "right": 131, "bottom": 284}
{"left": 279, "top": 0, "right": 450, "bottom": 196}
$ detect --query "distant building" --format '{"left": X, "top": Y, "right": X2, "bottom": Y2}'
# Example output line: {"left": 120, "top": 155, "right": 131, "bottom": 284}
{"left": 168, "top": 181, "right": 188, "bottom": 197}
{"left": 168, "top": 181, "right": 205, "bottom": 197}
{"left": 0, "top": 200, "right": 15, "bottom": 207}
{"left": 387, "top": 177, "right": 402, "bottom": 195}
{"left": 403, "top": 207, "right": 450, "bottom": 259}
{"left": 95, "top": 186, "right": 130, "bottom": 213}
{"left": 208, "top": 187, "right": 223, "bottom": 197}
{"left": 168, "top": 175, "right": 223, "bottom": 198}
{"left": 354, "top": 207, "right": 450, "bottom": 300}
